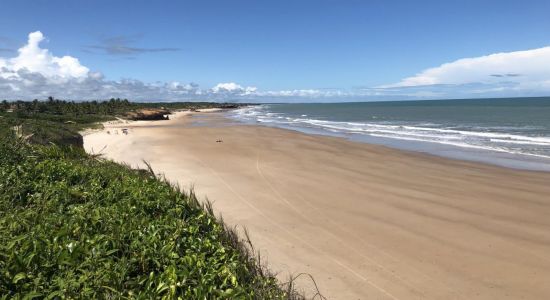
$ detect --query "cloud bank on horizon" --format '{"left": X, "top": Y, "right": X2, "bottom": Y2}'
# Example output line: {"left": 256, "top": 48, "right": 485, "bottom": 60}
{"left": 1, "top": 31, "right": 550, "bottom": 102}
{"left": 383, "top": 46, "right": 550, "bottom": 94}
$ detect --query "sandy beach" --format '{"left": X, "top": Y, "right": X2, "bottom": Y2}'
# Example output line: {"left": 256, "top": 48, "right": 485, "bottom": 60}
{"left": 84, "top": 110, "right": 550, "bottom": 300}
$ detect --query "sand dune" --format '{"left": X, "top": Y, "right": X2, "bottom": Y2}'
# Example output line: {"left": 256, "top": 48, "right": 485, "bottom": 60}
{"left": 84, "top": 111, "right": 550, "bottom": 300}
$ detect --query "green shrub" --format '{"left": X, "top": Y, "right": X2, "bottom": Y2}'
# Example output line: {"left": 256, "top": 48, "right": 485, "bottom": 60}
{"left": 0, "top": 137, "right": 292, "bottom": 299}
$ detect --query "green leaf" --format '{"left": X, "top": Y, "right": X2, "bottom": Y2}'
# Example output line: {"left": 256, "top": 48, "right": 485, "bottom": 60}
{"left": 13, "top": 272, "right": 26, "bottom": 284}
{"left": 22, "top": 292, "right": 42, "bottom": 300}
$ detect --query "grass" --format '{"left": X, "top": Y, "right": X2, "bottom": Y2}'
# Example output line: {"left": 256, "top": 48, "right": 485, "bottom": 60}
{"left": 0, "top": 99, "right": 316, "bottom": 299}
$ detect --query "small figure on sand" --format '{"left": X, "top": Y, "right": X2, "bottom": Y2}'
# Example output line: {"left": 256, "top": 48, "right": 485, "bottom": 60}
{"left": 216, "top": 139, "right": 223, "bottom": 143}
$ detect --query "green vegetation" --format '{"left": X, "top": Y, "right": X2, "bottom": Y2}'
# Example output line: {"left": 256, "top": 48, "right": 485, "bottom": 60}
{"left": 0, "top": 97, "right": 244, "bottom": 147}
{"left": 0, "top": 99, "right": 307, "bottom": 299}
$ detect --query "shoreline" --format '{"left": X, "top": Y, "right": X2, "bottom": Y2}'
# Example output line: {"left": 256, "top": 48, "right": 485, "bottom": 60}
{"left": 83, "top": 111, "right": 550, "bottom": 299}
{"left": 228, "top": 101, "right": 550, "bottom": 173}
{"left": 229, "top": 115, "right": 550, "bottom": 174}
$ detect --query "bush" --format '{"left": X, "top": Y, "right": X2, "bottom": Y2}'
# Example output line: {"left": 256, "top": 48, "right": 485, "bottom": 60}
{"left": 0, "top": 137, "right": 293, "bottom": 299}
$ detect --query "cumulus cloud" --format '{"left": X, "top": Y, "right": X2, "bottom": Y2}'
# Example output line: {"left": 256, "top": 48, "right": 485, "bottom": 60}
{"left": 2, "top": 31, "right": 549, "bottom": 102}
{"left": 211, "top": 83, "right": 257, "bottom": 95}
{"left": 0, "top": 31, "right": 343, "bottom": 101}
{"left": 0, "top": 32, "right": 239, "bottom": 101}
{"left": 382, "top": 46, "right": 550, "bottom": 97}
{"left": 1, "top": 32, "right": 89, "bottom": 80}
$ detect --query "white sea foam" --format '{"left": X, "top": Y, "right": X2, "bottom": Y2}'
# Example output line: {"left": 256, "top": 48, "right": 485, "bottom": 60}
{"left": 230, "top": 105, "right": 550, "bottom": 160}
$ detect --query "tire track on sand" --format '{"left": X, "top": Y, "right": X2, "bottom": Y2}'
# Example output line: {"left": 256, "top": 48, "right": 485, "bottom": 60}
{"left": 255, "top": 153, "right": 457, "bottom": 298}
{"left": 192, "top": 153, "right": 401, "bottom": 300}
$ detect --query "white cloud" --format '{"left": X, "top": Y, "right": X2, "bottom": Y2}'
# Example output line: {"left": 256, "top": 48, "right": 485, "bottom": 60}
{"left": 0, "top": 32, "right": 280, "bottom": 101}
{"left": 387, "top": 46, "right": 550, "bottom": 91}
{"left": 211, "top": 82, "right": 241, "bottom": 93}
{"left": 1, "top": 31, "right": 89, "bottom": 81}
{"left": 1, "top": 31, "right": 549, "bottom": 102}
{"left": 211, "top": 82, "right": 258, "bottom": 96}
{"left": 0, "top": 32, "right": 244, "bottom": 101}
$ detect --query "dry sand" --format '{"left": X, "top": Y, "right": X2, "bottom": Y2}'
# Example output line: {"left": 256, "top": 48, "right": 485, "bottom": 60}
{"left": 84, "top": 111, "right": 550, "bottom": 300}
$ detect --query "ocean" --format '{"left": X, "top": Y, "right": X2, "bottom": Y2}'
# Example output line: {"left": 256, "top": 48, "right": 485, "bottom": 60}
{"left": 228, "top": 97, "right": 550, "bottom": 171}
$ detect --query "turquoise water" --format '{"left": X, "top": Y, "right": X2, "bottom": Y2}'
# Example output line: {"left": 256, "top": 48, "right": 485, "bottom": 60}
{"left": 230, "top": 97, "right": 550, "bottom": 171}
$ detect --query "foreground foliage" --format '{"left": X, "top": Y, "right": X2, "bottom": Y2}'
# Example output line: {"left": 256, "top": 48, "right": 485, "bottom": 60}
{"left": 0, "top": 133, "right": 297, "bottom": 299}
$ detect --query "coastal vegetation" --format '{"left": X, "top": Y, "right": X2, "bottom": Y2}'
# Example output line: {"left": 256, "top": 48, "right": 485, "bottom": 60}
{"left": 0, "top": 97, "right": 243, "bottom": 146}
{"left": 0, "top": 99, "right": 306, "bottom": 299}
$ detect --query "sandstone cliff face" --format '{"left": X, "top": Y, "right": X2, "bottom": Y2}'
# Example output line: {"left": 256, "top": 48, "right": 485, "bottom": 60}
{"left": 57, "top": 134, "right": 84, "bottom": 148}
{"left": 126, "top": 109, "right": 171, "bottom": 121}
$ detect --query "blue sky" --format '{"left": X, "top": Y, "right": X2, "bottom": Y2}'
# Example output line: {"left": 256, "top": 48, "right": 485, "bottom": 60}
{"left": 1, "top": 0, "right": 550, "bottom": 101}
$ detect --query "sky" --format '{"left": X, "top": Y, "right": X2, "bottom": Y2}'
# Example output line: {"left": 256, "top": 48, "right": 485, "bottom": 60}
{"left": 1, "top": 0, "right": 550, "bottom": 102}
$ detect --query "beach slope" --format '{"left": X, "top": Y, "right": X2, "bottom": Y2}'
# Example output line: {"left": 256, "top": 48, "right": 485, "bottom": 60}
{"left": 84, "top": 112, "right": 550, "bottom": 300}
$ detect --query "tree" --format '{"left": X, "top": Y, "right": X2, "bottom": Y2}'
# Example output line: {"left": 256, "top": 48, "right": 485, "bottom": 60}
{"left": 0, "top": 100, "right": 8, "bottom": 112}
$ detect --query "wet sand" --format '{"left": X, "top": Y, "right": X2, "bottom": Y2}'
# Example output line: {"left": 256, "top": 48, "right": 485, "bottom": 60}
{"left": 84, "top": 111, "right": 550, "bottom": 300}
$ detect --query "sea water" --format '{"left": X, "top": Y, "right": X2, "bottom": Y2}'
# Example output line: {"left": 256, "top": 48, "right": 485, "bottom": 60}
{"left": 228, "top": 97, "right": 550, "bottom": 172}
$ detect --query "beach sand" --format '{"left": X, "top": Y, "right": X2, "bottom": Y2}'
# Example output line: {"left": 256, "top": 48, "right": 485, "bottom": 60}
{"left": 84, "top": 111, "right": 550, "bottom": 300}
